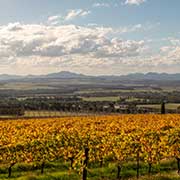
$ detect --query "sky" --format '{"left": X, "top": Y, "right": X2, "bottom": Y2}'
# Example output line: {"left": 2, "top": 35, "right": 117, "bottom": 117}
{"left": 0, "top": 0, "right": 180, "bottom": 75}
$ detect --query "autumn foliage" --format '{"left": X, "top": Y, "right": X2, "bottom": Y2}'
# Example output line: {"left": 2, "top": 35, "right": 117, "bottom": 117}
{"left": 0, "top": 115, "right": 179, "bottom": 178}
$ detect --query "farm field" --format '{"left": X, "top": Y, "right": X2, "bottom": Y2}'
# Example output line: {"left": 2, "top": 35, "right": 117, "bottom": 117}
{"left": 81, "top": 96, "right": 120, "bottom": 102}
{"left": 0, "top": 111, "right": 93, "bottom": 119}
{"left": 24, "top": 111, "right": 89, "bottom": 118}
{"left": 1, "top": 1, "right": 180, "bottom": 179}
{"left": 75, "top": 89, "right": 162, "bottom": 94}
{"left": 137, "top": 103, "right": 180, "bottom": 110}
{"left": 0, "top": 115, "right": 179, "bottom": 179}
{"left": 0, "top": 159, "right": 179, "bottom": 180}
{"left": 0, "top": 82, "right": 57, "bottom": 90}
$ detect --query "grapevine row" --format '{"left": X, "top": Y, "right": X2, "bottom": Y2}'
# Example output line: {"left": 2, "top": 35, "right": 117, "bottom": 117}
{"left": 0, "top": 114, "right": 179, "bottom": 179}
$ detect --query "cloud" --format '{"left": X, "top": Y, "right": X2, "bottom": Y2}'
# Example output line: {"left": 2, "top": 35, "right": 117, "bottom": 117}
{"left": 48, "top": 16, "right": 60, "bottom": 22}
{"left": 47, "top": 9, "right": 91, "bottom": 25}
{"left": 64, "top": 9, "right": 91, "bottom": 21}
{"left": 166, "top": 37, "right": 180, "bottom": 46}
{"left": 124, "top": 0, "right": 146, "bottom": 6}
{"left": 47, "top": 15, "right": 63, "bottom": 25}
{"left": 93, "top": 3, "right": 110, "bottom": 8}
{"left": 5, "top": 22, "right": 23, "bottom": 31}
{"left": 0, "top": 23, "right": 145, "bottom": 58}
{"left": 0, "top": 22, "right": 148, "bottom": 74}
{"left": 0, "top": 22, "right": 178, "bottom": 75}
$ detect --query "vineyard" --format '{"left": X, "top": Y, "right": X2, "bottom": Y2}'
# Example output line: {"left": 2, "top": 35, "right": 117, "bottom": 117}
{"left": 0, "top": 115, "right": 180, "bottom": 180}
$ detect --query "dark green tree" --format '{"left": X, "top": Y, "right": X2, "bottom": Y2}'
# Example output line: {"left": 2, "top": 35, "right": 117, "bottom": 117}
{"left": 161, "top": 101, "right": 166, "bottom": 114}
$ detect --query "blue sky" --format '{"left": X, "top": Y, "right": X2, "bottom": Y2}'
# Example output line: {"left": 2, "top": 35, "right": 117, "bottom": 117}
{"left": 0, "top": 0, "right": 180, "bottom": 75}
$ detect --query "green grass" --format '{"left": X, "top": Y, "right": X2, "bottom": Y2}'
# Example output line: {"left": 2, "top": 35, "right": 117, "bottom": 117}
{"left": 0, "top": 82, "right": 56, "bottom": 90}
{"left": 24, "top": 111, "right": 68, "bottom": 117}
{"left": 0, "top": 159, "right": 179, "bottom": 180}
{"left": 125, "top": 98, "right": 144, "bottom": 102}
{"left": 81, "top": 96, "right": 120, "bottom": 102}
{"left": 0, "top": 111, "right": 91, "bottom": 119}
{"left": 24, "top": 111, "right": 91, "bottom": 118}
{"left": 137, "top": 103, "right": 180, "bottom": 110}
{"left": 75, "top": 89, "right": 162, "bottom": 94}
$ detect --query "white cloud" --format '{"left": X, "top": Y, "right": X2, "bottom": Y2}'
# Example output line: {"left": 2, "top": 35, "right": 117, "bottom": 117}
{"left": 47, "top": 15, "right": 63, "bottom": 25}
{"left": 93, "top": 3, "right": 110, "bottom": 8}
{"left": 167, "top": 37, "right": 180, "bottom": 46}
{"left": 5, "top": 22, "right": 23, "bottom": 31}
{"left": 124, "top": 0, "right": 146, "bottom": 6}
{"left": 47, "top": 9, "right": 91, "bottom": 25}
{"left": 0, "top": 22, "right": 148, "bottom": 74}
{"left": 160, "top": 46, "right": 172, "bottom": 53}
{"left": 0, "top": 23, "right": 145, "bottom": 58}
{"left": 64, "top": 9, "right": 91, "bottom": 21}
{"left": 0, "top": 22, "right": 179, "bottom": 75}
{"left": 48, "top": 16, "right": 60, "bottom": 22}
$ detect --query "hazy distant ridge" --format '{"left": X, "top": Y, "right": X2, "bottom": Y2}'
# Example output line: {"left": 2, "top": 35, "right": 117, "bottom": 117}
{"left": 1, "top": 71, "right": 180, "bottom": 81}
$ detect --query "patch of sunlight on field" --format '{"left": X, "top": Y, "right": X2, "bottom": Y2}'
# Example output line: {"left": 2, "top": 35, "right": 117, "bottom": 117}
{"left": 82, "top": 96, "right": 120, "bottom": 102}
{"left": 137, "top": 103, "right": 180, "bottom": 110}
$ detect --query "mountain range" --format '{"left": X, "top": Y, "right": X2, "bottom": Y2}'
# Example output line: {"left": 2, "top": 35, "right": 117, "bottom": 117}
{"left": 1, "top": 71, "right": 180, "bottom": 81}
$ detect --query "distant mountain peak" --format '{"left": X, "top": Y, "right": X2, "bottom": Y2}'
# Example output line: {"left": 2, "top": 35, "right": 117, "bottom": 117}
{"left": 120, "top": 72, "right": 180, "bottom": 81}
{"left": 0, "top": 71, "right": 180, "bottom": 81}
{"left": 45, "top": 71, "right": 86, "bottom": 78}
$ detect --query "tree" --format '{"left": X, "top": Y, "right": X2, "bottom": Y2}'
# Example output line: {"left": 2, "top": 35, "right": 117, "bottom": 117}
{"left": 161, "top": 101, "right": 166, "bottom": 114}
